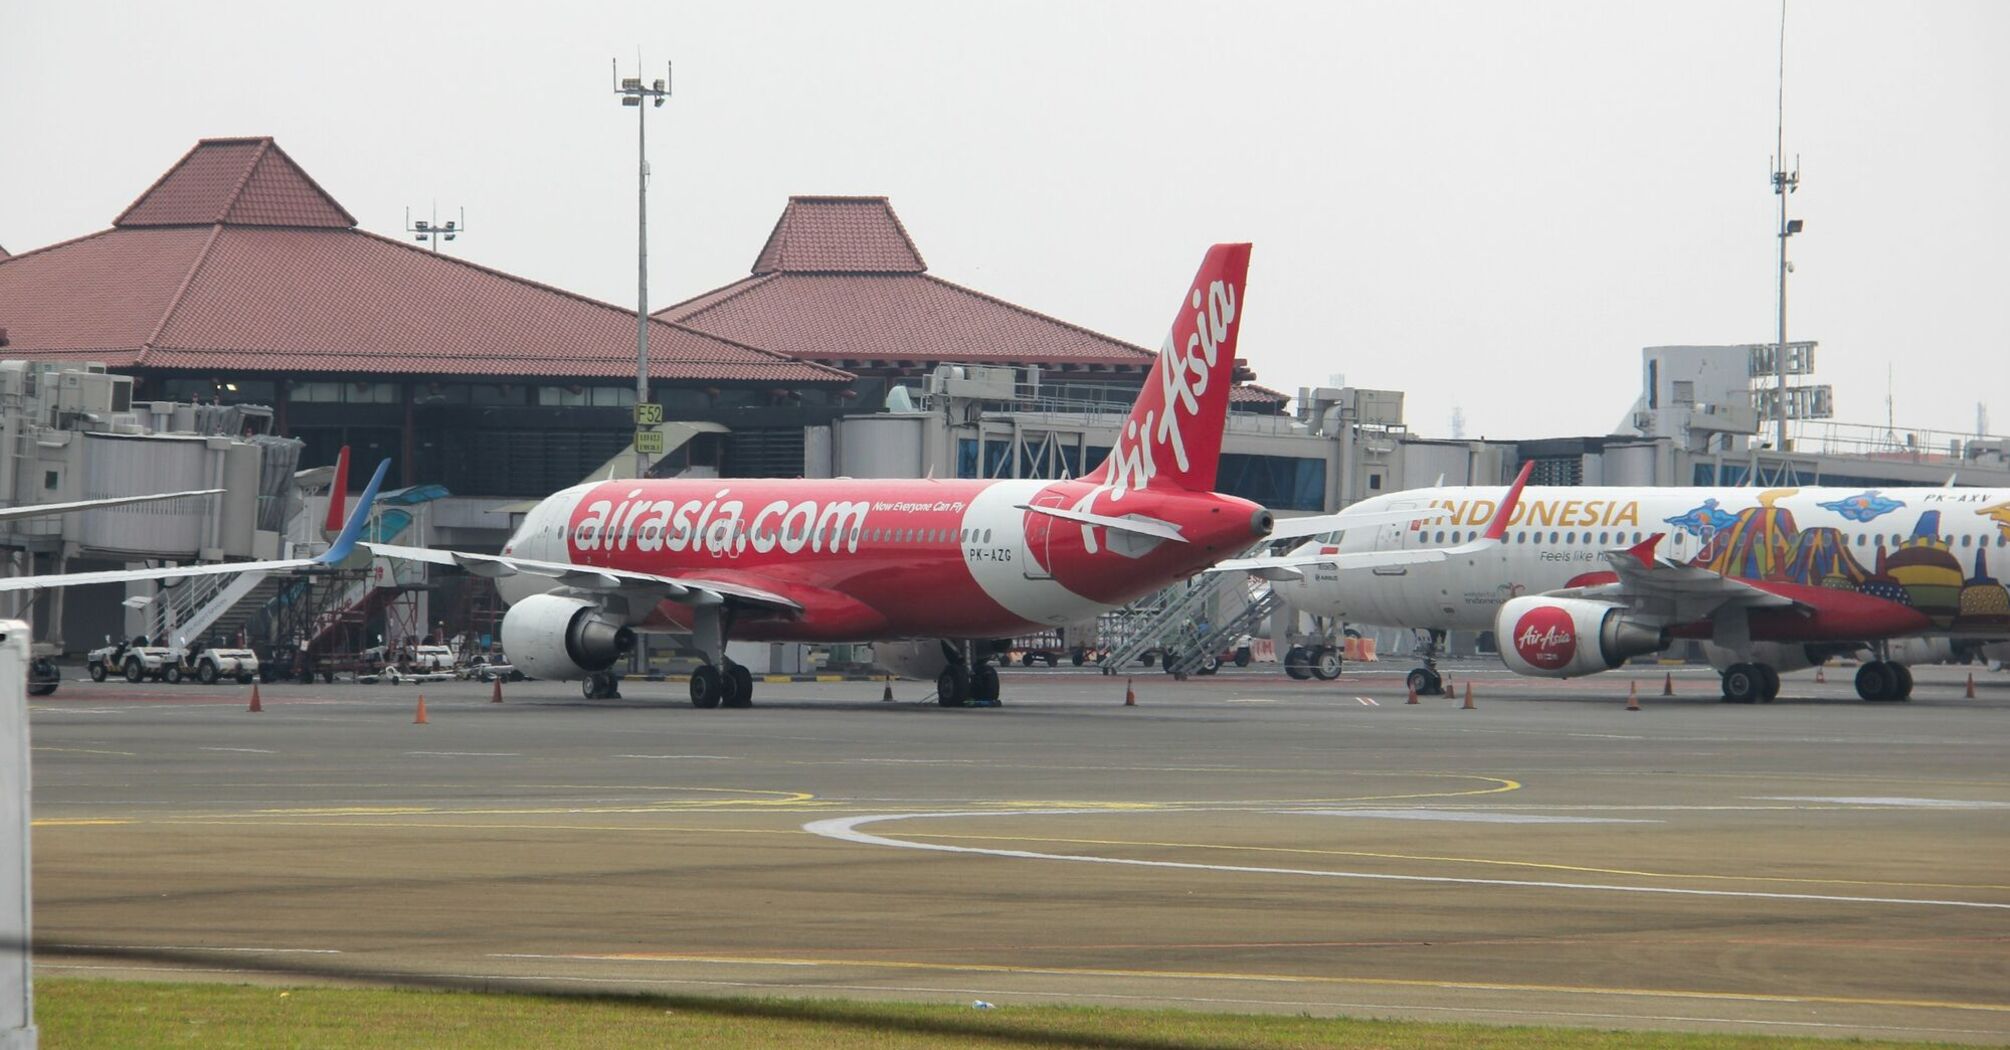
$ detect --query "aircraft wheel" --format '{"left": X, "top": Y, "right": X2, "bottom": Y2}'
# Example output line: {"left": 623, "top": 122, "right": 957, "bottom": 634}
{"left": 1856, "top": 661, "right": 1901, "bottom": 702}
{"left": 1721, "top": 663, "right": 1763, "bottom": 703}
{"left": 689, "top": 665, "right": 724, "bottom": 708}
{"left": 1283, "top": 646, "right": 1312, "bottom": 680}
{"left": 1758, "top": 665, "right": 1781, "bottom": 702}
{"left": 124, "top": 658, "right": 145, "bottom": 684}
{"left": 1405, "top": 667, "right": 1439, "bottom": 695}
{"left": 723, "top": 663, "right": 754, "bottom": 708}
{"left": 971, "top": 663, "right": 1000, "bottom": 703}
{"left": 1310, "top": 646, "right": 1343, "bottom": 681}
{"left": 1891, "top": 663, "right": 1914, "bottom": 701}
{"left": 89, "top": 662, "right": 108, "bottom": 683}
{"left": 936, "top": 664, "right": 971, "bottom": 706}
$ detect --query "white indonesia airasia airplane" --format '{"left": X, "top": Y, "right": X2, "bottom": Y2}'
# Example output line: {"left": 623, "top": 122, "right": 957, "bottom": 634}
{"left": 1222, "top": 480, "right": 2010, "bottom": 702}
{"left": 0, "top": 243, "right": 1455, "bottom": 707}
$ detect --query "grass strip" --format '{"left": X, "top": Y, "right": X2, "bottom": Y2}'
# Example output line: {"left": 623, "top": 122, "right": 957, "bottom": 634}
{"left": 34, "top": 977, "right": 1966, "bottom": 1049}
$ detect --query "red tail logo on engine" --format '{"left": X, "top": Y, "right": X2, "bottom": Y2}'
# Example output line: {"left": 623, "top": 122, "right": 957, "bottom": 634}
{"left": 1512, "top": 605, "right": 1577, "bottom": 670}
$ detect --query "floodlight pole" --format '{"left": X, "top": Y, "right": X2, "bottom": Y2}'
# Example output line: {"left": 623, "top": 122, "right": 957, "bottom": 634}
{"left": 614, "top": 58, "right": 672, "bottom": 479}
{"left": 404, "top": 204, "right": 467, "bottom": 253}
{"left": 1769, "top": 0, "right": 1799, "bottom": 454}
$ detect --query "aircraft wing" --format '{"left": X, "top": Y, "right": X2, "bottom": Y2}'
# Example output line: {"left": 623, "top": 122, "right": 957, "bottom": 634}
{"left": 0, "top": 488, "right": 224, "bottom": 523}
{"left": 1545, "top": 533, "right": 1801, "bottom": 625}
{"left": 361, "top": 544, "right": 804, "bottom": 615}
{"left": 1265, "top": 505, "right": 1447, "bottom": 542}
{"left": 0, "top": 463, "right": 390, "bottom": 593}
{"left": 1212, "top": 537, "right": 1503, "bottom": 576}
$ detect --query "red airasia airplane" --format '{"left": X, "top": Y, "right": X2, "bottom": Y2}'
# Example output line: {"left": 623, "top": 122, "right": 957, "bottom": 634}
{"left": 368, "top": 243, "right": 1276, "bottom": 706}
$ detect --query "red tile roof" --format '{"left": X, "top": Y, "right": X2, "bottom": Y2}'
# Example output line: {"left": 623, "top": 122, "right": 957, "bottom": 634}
{"left": 662, "top": 196, "right": 1153, "bottom": 372}
{"left": 752, "top": 197, "right": 925, "bottom": 274}
{"left": 117, "top": 138, "right": 357, "bottom": 229}
{"left": 0, "top": 140, "right": 850, "bottom": 386}
{"left": 1231, "top": 383, "right": 1288, "bottom": 404}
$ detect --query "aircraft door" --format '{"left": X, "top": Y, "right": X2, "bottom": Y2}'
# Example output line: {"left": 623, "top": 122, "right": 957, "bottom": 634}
{"left": 1020, "top": 493, "right": 1069, "bottom": 580}
{"left": 1372, "top": 500, "right": 1422, "bottom": 577}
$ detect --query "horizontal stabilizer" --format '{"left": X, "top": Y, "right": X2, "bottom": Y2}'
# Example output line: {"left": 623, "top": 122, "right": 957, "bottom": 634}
{"left": 1015, "top": 503, "right": 1187, "bottom": 542}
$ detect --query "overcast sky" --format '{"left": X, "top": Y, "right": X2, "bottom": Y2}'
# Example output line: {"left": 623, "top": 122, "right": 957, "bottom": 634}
{"left": 4, "top": 1, "right": 2003, "bottom": 440}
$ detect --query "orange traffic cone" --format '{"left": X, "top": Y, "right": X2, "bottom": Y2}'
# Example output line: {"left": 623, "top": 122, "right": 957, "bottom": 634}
{"left": 247, "top": 682, "right": 263, "bottom": 713}
{"left": 1627, "top": 681, "right": 1641, "bottom": 711}
{"left": 1405, "top": 684, "right": 1420, "bottom": 705}
{"left": 1815, "top": 665, "right": 1826, "bottom": 684}
{"left": 1966, "top": 673, "right": 1977, "bottom": 699}
{"left": 882, "top": 676, "right": 895, "bottom": 702}
{"left": 413, "top": 694, "right": 430, "bottom": 725}
{"left": 490, "top": 677, "right": 504, "bottom": 704}
{"left": 1461, "top": 682, "right": 1475, "bottom": 710}
{"left": 1440, "top": 677, "right": 1453, "bottom": 697}
{"left": 1124, "top": 678, "right": 1136, "bottom": 707}
{"left": 1661, "top": 672, "right": 1674, "bottom": 696}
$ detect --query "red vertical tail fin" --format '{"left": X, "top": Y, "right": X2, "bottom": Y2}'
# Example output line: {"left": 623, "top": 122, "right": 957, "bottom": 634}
{"left": 1082, "top": 243, "right": 1252, "bottom": 497}
{"left": 323, "top": 445, "right": 351, "bottom": 537}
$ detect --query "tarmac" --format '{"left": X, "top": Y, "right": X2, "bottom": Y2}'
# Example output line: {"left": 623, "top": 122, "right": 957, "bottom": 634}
{"left": 26, "top": 660, "right": 2010, "bottom": 1043}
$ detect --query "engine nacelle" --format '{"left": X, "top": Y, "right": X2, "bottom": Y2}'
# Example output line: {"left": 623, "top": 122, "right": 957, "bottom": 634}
{"left": 1495, "top": 596, "right": 1668, "bottom": 678}
{"left": 500, "top": 593, "right": 636, "bottom": 681}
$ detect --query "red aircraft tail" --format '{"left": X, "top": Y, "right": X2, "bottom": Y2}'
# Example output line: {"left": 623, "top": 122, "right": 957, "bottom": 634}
{"left": 323, "top": 445, "right": 351, "bottom": 537}
{"left": 1082, "top": 243, "right": 1252, "bottom": 497}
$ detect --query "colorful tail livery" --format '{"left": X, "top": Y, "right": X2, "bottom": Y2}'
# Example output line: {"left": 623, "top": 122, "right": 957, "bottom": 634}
{"left": 1082, "top": 243, "right": 1249, "bottom": 498}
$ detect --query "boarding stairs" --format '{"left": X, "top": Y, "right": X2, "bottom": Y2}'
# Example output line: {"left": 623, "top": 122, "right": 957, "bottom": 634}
{"left": 1099, "top": 543, "right": 1278, "bottom": 674}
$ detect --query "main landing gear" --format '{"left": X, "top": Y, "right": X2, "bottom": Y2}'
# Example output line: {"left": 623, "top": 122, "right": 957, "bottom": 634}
{"left": 1404, "top": 629, "right": 1450, "bottom": 696}
{"left": 583, "top": 670, "right": 623, "bottom": 700}
{"left": 1854, "top": 660, "right": 1913, "bottom": 702}
{"left": 936, "top": 641, "right": 1001, "bottom": 707}
{"left": 1718, "top": 663, "right": 1780, "bottom": 703}
{"left": 684, "top": 605, "right": 757, "bottom": 709}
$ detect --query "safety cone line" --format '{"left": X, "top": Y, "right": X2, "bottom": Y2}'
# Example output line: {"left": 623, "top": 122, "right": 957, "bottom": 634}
{"left": 1124, "top": 678, "right": 1136, "bottom": 707}
{"left": 247, "top": 683, "right": 262, "bottom": 713}
{"left": 490, "top": 677, "right": 504, "bottom": 704}
{"left": 1967, "top": 673, "right": 1977, "bottom": 699}
{"left": 1461, "top": 682, "right": 1475, "bottom": 710}
{"left": 882, "top": 676, "right": 895, "bottom": 702}
{"left": 1405, "top": 685, "right": 1419, "bottom": 705}
{"left": 414, "top": 694, "right": 430, "bottom": 725}
{"left": 1661, "top": 672, "right": 1674, "bottom": 696}
{"left": 1815, "top": 666, "right": 1826, "bottom": 684}
{"left": 1626, "top": 680, "right": 1641, "bottom": 711}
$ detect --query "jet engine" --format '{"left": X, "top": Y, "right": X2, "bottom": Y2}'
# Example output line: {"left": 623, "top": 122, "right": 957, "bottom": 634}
{"left": 500, "top": 594, "right": 636, "bottom": 681}
{"left": 1495, "top": 596, "right": 1668, "bottom": 678}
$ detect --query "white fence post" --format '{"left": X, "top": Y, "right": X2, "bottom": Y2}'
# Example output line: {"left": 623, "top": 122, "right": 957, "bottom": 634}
{"left": 0, "top": 620, "right": 36, "bottom": 1049}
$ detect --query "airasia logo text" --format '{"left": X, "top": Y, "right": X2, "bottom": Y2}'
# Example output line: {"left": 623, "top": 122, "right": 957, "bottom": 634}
{"left": 1512, "top": 605, "right": 1578, "bottom": 670}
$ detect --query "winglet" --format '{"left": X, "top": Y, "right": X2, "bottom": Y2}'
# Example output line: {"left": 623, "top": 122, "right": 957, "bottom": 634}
{"left": 316, "top": 458, "right": 391, "bottom": 564}
{"left": 1481, "top": 461, "right": 1535, "bottom": 543}
{"left": 323, "top": 446, "right": 351, "bottom": 535}
{"left": 1623, "top": 532, "right": 1663, "bottom": 568}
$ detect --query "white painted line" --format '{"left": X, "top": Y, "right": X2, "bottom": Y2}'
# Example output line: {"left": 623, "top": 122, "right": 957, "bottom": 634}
{"left": 1754, "top": 796, "right": 2010, "bottom": 810}
{"left": 199, "top": 747, "right": 276, "bottom": 754}
{"left": 616, "top": 754, "right": 733, "bottom": 760}
{"left": 1356, "top": 697, "right": 1379, "bottom": 706}
{"left": 404, "top": 751, "right": 521, "bottom": 758}
{"left": 1227, "top": 698, "right": 1275, "bottom": 704}
{"left": 804, "top": 810, "right": 2010, "bottom": 911}
{"left": 1292, "top": 809, "right": 1660, "bottom": 824}
{"left": 46, "top": 943, "right": 340, "bottom": 954}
